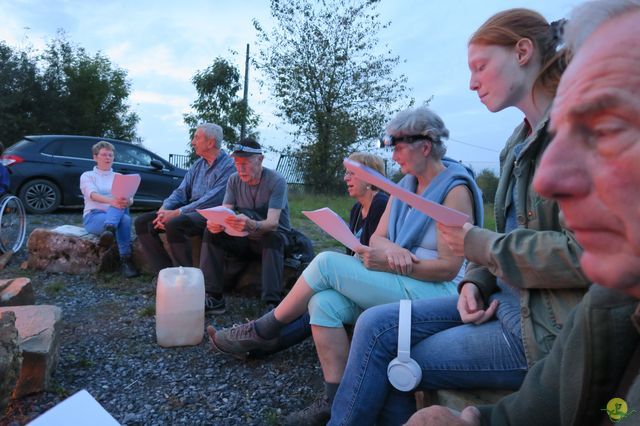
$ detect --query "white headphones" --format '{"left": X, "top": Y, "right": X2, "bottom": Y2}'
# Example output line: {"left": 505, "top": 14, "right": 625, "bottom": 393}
{"left": 387, "top": 299, "right": 422, "bottom": 391}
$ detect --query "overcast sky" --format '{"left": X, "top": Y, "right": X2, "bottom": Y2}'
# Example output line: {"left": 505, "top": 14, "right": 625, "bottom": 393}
{"left": 0, "top": 0, "right": 579, "bottom": 171}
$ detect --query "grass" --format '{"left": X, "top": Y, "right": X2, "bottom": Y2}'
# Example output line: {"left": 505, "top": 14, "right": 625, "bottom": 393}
{"left": 138, "top": 304, "right": 155, "bottom": 317}
{"left": 44, "top": 279, "right": 66, "bottom": 295}
{"left": 483, "top": 203, "right": 496, "bottom": 230}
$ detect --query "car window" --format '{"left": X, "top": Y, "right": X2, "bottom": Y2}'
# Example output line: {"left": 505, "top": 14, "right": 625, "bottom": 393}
{"left": 58, "top": 140, "right": 94, "bottom": 159}
{"left": 114, "top": 144, "right": 153, "bottom": 167}
{"left": 41, "top": 140, "right": 64, "bottom": 155}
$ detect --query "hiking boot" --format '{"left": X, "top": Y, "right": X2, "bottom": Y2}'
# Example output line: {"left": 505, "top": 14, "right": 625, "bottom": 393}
{"left": 121, "top": 255, "right": 139, "bottom": 278}
{"left": 98, "top": 224, "right": 116, "bottom": 247}
{"left": 282, "top": 396, "right": 331, "bottom": 426}
{"left": 205, "top": 294, "right": 226, "bottom": 314}
{"left": 207, "top": 321, "right": 278, "bottom": 360}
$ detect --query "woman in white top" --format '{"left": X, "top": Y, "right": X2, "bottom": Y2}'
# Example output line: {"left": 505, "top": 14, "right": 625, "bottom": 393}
{"left": 80, "top": 141, "right": 138, "bottom": 278}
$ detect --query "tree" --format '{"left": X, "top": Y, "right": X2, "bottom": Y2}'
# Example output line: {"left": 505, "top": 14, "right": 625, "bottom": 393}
{"left": 476, "top": 168, "right": 499, "bottom": 204}
{"left": 183, "top": 57, "right": 259, "bottom": 155}
{"left": 38, "top": 35, "right": 140, "bottom": 141}
{"left": 0, "top": 34, "right": 140, "bottom": 147}
{"left": 254, "top": 0, "right": 410, "bottom": 192}
{"left": 0, "top": 42, "right": 44, "bottom": 145}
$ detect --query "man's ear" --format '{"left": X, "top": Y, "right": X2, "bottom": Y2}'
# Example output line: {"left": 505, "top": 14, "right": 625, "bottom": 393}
{"left": 515, "top": 38, "right": 535, "bottom": 66}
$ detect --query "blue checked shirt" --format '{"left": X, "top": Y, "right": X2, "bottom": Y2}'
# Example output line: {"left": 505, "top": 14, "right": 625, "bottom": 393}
{"left": 162, "top": 150, "right": 235, "bottom": 213}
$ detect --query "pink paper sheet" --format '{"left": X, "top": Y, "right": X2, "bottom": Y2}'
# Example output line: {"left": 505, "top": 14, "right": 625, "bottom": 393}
{"left": 343, "top": 158, "right": 469, "bottom": 226}
{"left": 111, "top": 173, "right": 141, "bottom": 199}
{"left": 197, "top": 206, "right": 249, "bottom": 237}
{"left": 302, "top": 207, "right": 362, "bottom": 251}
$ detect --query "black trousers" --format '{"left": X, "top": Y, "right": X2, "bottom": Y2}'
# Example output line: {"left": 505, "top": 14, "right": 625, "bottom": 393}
{"left": 134, "top": 211, "right": 207, "bottom": 273}
{"left": 200, "top": 230, "right": 286, "bottom": 304}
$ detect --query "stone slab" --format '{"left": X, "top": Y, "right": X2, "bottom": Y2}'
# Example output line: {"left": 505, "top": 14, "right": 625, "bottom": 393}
{"left": 0, "top": 305, "right": 63, "bottom": 398}
{"left": 0, "top": 278, "right": 35, "bottom": 307}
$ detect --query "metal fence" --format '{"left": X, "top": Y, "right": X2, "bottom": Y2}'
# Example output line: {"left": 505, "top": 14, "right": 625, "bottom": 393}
{"left": 168, "top": 153, "right": 192, "bottom": 169}
{"left": 276, "top": 154, "right": 305, "bottom": 185}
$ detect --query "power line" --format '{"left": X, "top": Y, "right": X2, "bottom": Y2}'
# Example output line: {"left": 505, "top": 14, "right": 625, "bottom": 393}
{"left": 448, "top": 137, "right": 500, "bottom": 153}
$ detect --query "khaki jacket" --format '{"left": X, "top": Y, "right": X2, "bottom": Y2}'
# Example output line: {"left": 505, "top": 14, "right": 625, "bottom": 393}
{"left": 479, "top": 286, "right": 639, "bottom": 426}
{"left": 463, "top": 115, "right": 591, "bottom": 367}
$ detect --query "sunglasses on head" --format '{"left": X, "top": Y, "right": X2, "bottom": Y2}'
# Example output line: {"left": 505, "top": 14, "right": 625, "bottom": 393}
{"left": 379, "top": 134, "right": 434, "bottom": 148}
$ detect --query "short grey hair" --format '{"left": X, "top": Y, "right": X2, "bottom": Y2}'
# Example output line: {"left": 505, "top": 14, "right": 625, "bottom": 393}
{"left": 92, "top": 141, "right": 115, "bottom": 156}
{"left": 385, "top": 106, "right": 449, "bottom": 160}
{"left": 198, "top": 123, "right": 224, "bottom": 148}
{"left": 565, "top": 0, "right": 640, "bottom": 53}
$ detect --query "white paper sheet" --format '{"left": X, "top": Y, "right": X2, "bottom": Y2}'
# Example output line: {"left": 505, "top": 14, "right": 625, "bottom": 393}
{"left": 197, "top": 206, "right": 249, "bottom": 237}
{"left": 303, "top": 207, "right": 362, "bottom": 251}
{"left": 343, "top": 159, "right": 469, "bottom": 226}
{"left": 111, "top": 173, "right": 141, "bottom": 199}
{"left": 28, "top": 389, "right": 120, "bottom": 426}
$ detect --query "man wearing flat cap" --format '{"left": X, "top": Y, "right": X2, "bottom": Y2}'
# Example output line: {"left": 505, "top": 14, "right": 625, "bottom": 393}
{"left": 200, "top": 137, "right": 291, "bottom": 314}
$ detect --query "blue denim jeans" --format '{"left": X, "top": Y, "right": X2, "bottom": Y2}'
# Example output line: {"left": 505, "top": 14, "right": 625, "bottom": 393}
{"left": 84, "top": 207, "right": 132, "bottom": 256}
{"left": 329, "top": 297, "right": 528, "bottom": 426}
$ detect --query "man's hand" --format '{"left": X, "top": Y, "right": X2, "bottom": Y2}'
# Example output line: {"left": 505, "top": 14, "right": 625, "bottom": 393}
{"left": 457, "top": 282, "right": 499, "bottom": 324}
{"left": 206, "top": 220, "right": 225, "bottom": 234}
{"left": 224, "top": 213, "right": 252, "bottom": 233}
{"left": 437, "top": 222, "right": 475, "bottom": 257}
{"left": 153, "top": 207, "right": 180, "bottom": 230}
{"left": 405, "top": 405, "right": 481, "bottom": 426}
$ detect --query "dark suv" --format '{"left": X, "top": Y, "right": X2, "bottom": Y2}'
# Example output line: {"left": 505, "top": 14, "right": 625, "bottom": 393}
{"left": 1, "top": 135, "right": 187, "bottom": 214}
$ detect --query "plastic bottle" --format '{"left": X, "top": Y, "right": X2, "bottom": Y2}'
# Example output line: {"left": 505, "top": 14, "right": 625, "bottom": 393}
{"left": 155, "top": 266, "right": 204, "bottom": 347}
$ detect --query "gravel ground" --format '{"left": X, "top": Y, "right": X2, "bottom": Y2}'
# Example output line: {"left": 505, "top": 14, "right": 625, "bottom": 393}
{"left": 1, "top": 210, "right": 324, "bottom": 426}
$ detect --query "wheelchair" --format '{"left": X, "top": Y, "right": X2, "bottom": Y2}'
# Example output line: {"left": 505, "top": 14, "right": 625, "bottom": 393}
{"left": 0, "top": 194, "right": 27, "bottom": 254}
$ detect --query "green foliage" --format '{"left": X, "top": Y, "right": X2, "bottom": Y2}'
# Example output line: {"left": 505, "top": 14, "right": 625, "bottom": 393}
{"left": 476, "top": 168, "right": 499, "bottom": 204}
{"left": 254, "top": 0, "right": 411, "bottom": 193}
{"left": 0, "top": 33, "right": 139, "bottom": 146}
{"left": 183, "top": 56, "right": 260, "bottom": 155}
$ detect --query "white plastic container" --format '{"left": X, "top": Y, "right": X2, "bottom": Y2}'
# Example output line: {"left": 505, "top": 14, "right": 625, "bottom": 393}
{"left": 155, "top": 266, "right": 205, "bottom": 347}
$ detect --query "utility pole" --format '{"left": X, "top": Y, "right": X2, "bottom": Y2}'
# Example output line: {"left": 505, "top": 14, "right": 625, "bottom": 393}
{"left": 240, "top": 43, "right": 250, "bottom": 140}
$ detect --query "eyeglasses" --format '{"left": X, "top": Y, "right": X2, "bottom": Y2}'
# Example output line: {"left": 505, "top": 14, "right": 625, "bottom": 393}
{"left": 97, "top": 152, "right": 114, "bottom": 158}
{"left": 379, "top": 134, "right": 434, "bottom": 148}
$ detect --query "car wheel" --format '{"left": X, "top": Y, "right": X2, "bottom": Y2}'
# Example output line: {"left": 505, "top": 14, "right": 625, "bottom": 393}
{"left": 19, "top": 179, "right": 62, "bottom": 214}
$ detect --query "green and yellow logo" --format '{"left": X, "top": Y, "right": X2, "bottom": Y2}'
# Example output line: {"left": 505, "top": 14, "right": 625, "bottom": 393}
{"left": 602, "top": 398, "right": 637, "bottom": 423}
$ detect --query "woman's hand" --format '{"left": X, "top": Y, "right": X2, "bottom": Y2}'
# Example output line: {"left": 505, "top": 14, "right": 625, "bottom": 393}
{"left": 111, "top": 196, "right": 129, "bottom": 209}
{"left": 436, "top": 222, "right": 475, "bottom": 257}
{"left": 385, "top": 247, "right": 419, "bottom": 275}
{"left": 355, "top": 246, "right": 418, "bottom": 275}
{"left": 206, "top": 220, "right": 225, "bottom": 234}
{"left": 457, "top": 282, "right": 499, "bottom": 324}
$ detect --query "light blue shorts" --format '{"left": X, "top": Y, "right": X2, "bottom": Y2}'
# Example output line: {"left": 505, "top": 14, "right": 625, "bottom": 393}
{"left": 302, "top": 251, "right": 457, "bottom": 327}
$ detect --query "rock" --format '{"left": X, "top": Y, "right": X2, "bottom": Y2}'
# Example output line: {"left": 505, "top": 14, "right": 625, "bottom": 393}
{"left": 0, "top": 305, "right": 63, "bottom": 398}
{"left": 0, "top": 311, "right": 22, "bottom": 412}
{"left": 0, "top": 278, "right": 36, "bottom": 306}
{"left": 27, "top": 226, "right": 119, "bottom": 274}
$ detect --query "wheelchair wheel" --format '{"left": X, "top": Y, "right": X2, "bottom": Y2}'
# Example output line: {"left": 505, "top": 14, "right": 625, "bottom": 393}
{"left": 0, "top": 195, "right": 27, "bottom": 254}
